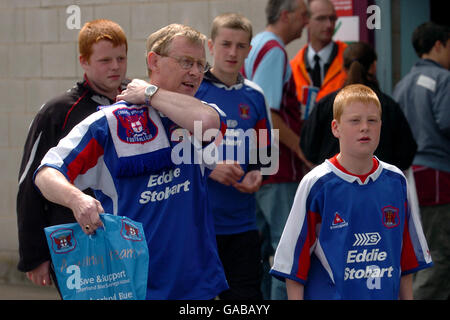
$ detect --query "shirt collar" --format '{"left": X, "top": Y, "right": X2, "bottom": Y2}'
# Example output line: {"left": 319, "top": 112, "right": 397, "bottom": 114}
{"left": 307, "top": 41, "right": 334, "bottom": 67}
{"left": 81, "top": 74, "right": 129, "bottom": 103}
{"left": 326, "top": 154, "right": 383, "bottom": 185}
{"left": 203, "top": 70, "right": 245, "bottom": 90}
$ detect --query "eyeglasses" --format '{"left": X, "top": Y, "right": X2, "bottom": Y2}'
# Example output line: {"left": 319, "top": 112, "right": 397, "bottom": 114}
{"left": 159, "top": 54, "right": 209, "bottom": 74}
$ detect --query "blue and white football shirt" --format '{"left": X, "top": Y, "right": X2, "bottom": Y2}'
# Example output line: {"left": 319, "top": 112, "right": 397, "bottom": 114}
{"left": 196, "top": 73, "right": 272, "bottom": 235}
{"left": 36, "top": 102, "right": 229, "bottom": 300}
{"left": 270, "top": 155, "right": 432, "bottom": 299}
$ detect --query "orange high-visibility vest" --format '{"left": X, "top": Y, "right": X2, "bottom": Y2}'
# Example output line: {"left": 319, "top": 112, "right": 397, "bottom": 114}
{"left": 291, "top": 41, "right": 348, "bottom": 103}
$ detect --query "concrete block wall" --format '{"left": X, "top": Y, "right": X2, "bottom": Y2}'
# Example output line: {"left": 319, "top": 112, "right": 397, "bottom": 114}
{"left": 0, "top": 0, "right": 306, "bottom": 284}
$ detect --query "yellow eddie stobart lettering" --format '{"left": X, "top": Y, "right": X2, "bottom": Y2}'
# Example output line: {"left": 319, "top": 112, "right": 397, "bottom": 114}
{"left": 139, "top": 168, "right": 191, "bottom": 204}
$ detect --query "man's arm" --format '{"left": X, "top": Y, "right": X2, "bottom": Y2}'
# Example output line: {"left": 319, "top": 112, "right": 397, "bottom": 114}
{"left": 434, "top": 77, "right": 450, "bottom": 139}
{"left": 117, "top": 79, "right": 220, "bottom": 139}
{"left": 249, "top": 46, "right": 313, "bottom": 168}
{"left": 34, "top": 167, "right": 104, "bottom": 235}
{"left": 286, "top": 278, "right": 304, "bottom": 300}
{"left": 17, "top": 108, "right": 65, "bottom": 285}
{"left": 271, "top": 111, "right": 314, "bottom": 168}
{"left": 399, "top": 274, "right": 413, "bottom": 300}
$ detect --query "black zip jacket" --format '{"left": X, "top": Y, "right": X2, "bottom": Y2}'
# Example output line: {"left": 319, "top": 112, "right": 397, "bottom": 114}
{"left": 16, "top": 77, "right": 128, "bottom": 272}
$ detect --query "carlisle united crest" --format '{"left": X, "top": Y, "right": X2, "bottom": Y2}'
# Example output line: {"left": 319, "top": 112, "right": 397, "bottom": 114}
{"left": 50, "top": 228, "right": 76, "bottom": 254}
{"left": 382, "top": 205, "right": 400, "bottom": 228}
{"left": 114, "top": 107, "right": 158, "bottom": 144}
{"left": 120, "top": 218, "right": 143, "bottom": 242}
{"left": 238, "top": 103, "right": 250, "bottom": 119}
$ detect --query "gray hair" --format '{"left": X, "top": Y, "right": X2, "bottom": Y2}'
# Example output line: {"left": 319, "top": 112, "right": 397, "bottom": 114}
{"left": 146, "top": 23, "right": 206, "bottom": 56}
{"left": 145, "top": 24, "right": 206, "bottom": 77}
{"left": 265, "top": 0, "right": 301, "bottom": 25}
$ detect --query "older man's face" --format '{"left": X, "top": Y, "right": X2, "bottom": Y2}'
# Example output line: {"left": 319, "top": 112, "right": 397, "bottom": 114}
{"left": 152, "top": 36, "right": 206, "bottom": 96}
{"left": 286, "top": 0, "right": 310, "bottom": 43}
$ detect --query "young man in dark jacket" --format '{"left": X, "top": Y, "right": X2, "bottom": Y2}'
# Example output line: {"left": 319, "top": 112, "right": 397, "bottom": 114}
{"left": 17, "top": 19, "right": 128, "bottom": 289}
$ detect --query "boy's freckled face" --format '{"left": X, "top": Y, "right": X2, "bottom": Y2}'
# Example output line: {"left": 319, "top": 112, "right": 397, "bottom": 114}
{"left": 332, "top": 101, "right": 382, "bottom": 158}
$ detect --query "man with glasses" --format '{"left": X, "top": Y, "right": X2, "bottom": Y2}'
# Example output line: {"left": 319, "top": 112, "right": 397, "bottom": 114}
{"left": 291, "top": 0, "right": 347, "bottom": 104}
{"left": 33, "top": 24, "right": 228, "bottom": 299}
{"left": 17, "top": 19, "right": 128, "bottom": 293}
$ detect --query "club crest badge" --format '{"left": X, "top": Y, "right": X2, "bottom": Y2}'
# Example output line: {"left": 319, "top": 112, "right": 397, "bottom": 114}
{"left": 382, "top": 205, "right": 400, "bottom": 228}
{"left": 50, "top": 228, "right": 76, "bottom": 254}
{"left": 114, "top": 107, "right": 158, "bottom": 144}
{"left": 238, "top": 103, "right": 250, "bottom": 120}
{"left": 121, "top": 218, "right": 143, "bottom": 242}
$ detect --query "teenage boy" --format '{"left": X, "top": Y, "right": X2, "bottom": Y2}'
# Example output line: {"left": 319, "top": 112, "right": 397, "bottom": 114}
{"left": 34, "top": 24, "right": 228, "bottom": 300}
{"left": 195, "top": 13, "right": 272, "bottom": 300}
{"left": 17, "top": 19, "right": 128, "bottom": 289}
{"left": 270, "top": 84, "right": 432, "bottom": 299}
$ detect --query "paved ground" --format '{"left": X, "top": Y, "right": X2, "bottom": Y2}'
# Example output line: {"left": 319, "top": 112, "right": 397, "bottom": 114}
{"left": 0, "top": 283, "right": 60, "bottom": 300}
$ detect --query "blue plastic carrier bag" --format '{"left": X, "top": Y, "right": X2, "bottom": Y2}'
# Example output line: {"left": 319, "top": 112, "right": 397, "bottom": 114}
{"left": 45, "top": 213, "right": 149, "bottom": 300}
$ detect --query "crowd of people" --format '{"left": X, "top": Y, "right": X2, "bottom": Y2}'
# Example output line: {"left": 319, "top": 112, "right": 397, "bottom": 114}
{"left": 16, "top": 0, "right": 449, "bottom": 300}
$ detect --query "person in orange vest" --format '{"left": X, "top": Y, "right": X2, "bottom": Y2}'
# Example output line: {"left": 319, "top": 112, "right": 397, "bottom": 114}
{"left": 291, "top": 0, "right": 347, "bottom": 107}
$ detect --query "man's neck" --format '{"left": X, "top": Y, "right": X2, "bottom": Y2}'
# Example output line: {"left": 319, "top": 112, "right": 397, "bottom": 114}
{"left": 421, "top": 52, "right": 446, "bottom": 69}
{"left": 85, "top": 75, "right": 118, "bottom": 101}
{"left": 92, "top": 86, "right": 118, "bottom": 101}
{"left": 266, "top": 25, "right": 289, "bottom": 45}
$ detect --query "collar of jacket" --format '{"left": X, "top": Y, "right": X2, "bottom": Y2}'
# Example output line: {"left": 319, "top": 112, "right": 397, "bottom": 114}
{"left": 79, "top": 73, "right": 130, "bottom": 103}
{"left": 298, "top": 41, "right": 347, "bottom": 87}
{"left": 417, "top": 58, "right": 446, "bottom": 69}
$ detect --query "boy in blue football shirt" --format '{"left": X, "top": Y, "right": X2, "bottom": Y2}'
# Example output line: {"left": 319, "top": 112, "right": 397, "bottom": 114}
{"left": 270, "top": 84, "right": 432, "bottom": 299}
{"left": 195, "top": 13, "right": 272, "bottom": 299}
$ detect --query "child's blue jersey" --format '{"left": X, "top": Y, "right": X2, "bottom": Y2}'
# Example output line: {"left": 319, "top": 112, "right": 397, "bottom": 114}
{"left": 270, "top": 156, "right": 433, "bottom": 299}
{"left": 36, "top": 103, "right": 229, "bottom": 300}
{"left": 195, "top": 73, "right": 272, "bottom": 235}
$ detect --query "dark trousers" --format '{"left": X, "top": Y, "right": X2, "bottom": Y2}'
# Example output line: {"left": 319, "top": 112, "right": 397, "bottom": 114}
{"left": 216, "top": 230, "right": 263, "bottom": 300}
